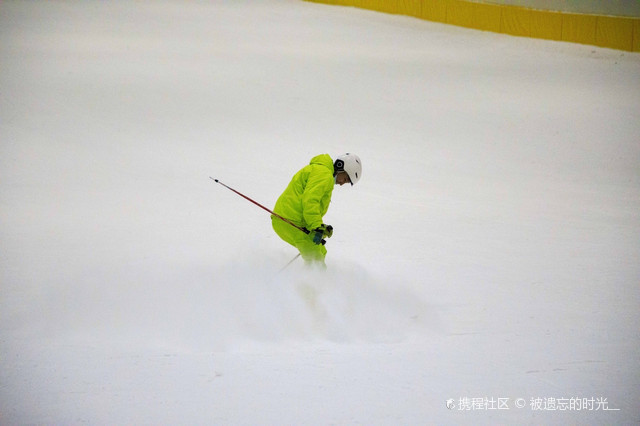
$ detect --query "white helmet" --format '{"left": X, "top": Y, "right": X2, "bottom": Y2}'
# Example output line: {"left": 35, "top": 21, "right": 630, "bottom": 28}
{"left": 334, "top": 153, "right": 362, "bottom": 186}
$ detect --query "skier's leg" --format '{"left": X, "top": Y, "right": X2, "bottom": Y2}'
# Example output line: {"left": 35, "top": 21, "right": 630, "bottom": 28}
{"left": 295, "top": 237, "right": 326, "bottom": 264}
{"left": 272, "top": 216, "right": 298, "bottom": 248}
{"left": 272, "top": 216, "right": 326, "bottom": 265}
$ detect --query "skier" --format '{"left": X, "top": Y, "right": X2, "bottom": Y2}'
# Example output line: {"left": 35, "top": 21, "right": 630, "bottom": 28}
{"left": 272, "top": 153, "right": 362, "bottom": 265}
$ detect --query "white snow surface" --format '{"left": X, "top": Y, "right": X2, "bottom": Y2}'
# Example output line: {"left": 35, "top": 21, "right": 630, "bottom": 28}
{"left": 1, "top": 1, "right": 639, "bottom": 424}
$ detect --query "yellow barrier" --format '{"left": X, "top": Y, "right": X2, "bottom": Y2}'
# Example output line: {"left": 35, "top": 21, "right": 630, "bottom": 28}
{"left": 304, "top": 0, "right": 640, "bottom": 52}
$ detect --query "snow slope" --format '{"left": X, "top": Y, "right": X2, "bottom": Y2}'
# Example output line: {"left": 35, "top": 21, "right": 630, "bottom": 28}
{"left": 1, "top": 0, "right": 639, "bottom": 424}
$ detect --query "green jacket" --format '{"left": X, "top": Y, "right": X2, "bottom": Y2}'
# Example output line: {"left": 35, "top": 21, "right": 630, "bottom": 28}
{"left": 273, "top": 154, "right": 335, "bottom": 231}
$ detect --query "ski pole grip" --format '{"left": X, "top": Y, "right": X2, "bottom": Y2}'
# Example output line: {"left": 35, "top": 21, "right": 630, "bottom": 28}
{"left": 302, "top": 227, "right": 326, "bottom": 245}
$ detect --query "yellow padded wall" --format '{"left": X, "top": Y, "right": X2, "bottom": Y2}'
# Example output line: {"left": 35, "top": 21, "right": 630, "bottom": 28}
{"left": 596, "top": 16, "right": 634, "bottom": 51}
{"left": 419, "top": 0, "right": 447, "bottom": 23}
{"left": 304, "top": 0, "right": 640, "bottom": 52}
{"left": 474, "top": 2, "right": 503, "bottom": 32}
{"left": 397, "top": 0, "right": 422, "bottom": 19}
{"left": 447, "top": 0, "right": 475, "bottom": 29}
{"left": 501, "top": 6, "right": 530, "bottom": 37}
{"left": 367, "top": 0, "right": 398, "bottom": 14}
{"left": 530, "top": 9, "right": 563, "bottom": 41}
{"left": 562, "top": 14, "right": 597, "bottom": 46}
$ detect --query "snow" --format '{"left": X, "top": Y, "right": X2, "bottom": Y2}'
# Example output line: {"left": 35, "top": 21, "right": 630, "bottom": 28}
{"left": 1, "top": 0, "right": 639, "bottom": 424}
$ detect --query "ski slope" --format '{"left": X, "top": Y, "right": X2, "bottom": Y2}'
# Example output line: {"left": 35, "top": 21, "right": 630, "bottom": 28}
{"left": 1, "top": 1, "right": 639, "bottom": 424}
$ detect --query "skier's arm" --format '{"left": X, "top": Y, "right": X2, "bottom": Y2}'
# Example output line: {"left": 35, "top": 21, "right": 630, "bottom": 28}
{"left": 301, "top": 170, "right": 332, "bottom": 230}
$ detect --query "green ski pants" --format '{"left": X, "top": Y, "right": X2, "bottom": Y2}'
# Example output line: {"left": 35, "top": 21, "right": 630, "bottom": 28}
{"left": 271, "top": 216, "right": 326, "bottom": 263}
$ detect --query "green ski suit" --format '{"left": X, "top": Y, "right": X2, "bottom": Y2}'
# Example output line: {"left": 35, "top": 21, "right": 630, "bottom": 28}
{"left": 272, "top": 154, "right": 335, "bottom": 263}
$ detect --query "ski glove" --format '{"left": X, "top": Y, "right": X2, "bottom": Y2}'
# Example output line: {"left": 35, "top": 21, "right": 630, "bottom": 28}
{"left": 321, "top": 224, "right": 333, "bottom": 238}
{"left": 311, "top": 224, "right": 333, "bottom": 245}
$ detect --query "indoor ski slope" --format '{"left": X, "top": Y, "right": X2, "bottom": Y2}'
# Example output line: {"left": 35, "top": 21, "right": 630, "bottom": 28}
{"left": 1, "top": 1, "right": 639, "bottom": 424}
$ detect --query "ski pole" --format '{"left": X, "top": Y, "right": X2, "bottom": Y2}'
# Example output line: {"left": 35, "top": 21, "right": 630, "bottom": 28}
{"left": 210, "top": 177, "right": 326, "bottom": 245}
{"left": 278, "top": 253, "right": 301, "bottom": 273}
